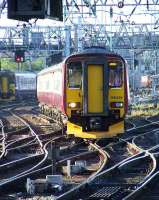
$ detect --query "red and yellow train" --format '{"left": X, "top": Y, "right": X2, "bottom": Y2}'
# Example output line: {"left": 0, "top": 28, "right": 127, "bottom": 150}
{"left": 37, "top": 47, "right": 129, "bottom": 139}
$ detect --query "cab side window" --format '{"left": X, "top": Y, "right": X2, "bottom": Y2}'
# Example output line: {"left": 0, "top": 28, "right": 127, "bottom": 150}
{"left": 67, "top": 62, "right": 82, "bottom": 88}
{"left": 109, "top": 65, "right": 123, "bottom": 88}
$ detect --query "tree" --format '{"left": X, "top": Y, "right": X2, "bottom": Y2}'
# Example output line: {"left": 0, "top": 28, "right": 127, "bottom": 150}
{"left": 1, "top": 57, "right": 44, "bottom": 72}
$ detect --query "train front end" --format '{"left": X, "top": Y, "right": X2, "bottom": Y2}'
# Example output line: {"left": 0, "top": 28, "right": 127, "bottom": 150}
{"left": 0, "top": 71, "right": 15, "bottom": 101}
{"left": 65, "top": 48, "right": 128, "bottom": 139}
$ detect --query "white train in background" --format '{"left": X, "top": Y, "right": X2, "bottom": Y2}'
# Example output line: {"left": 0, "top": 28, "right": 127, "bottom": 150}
{"left": 15, "top": 72, "right": 37, "bottom": 100}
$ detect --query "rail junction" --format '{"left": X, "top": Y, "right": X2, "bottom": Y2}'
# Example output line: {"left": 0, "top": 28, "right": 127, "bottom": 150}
{"left": 0, "top": 102, "right": 158, "bottom": 199}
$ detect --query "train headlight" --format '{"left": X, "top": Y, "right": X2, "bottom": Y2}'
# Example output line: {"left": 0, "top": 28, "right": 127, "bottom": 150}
{"left": 111, "top": 102, "right": 123, "bottom": 108}
{"left": 68, "top": 102, "right": 81, "bottom": 108}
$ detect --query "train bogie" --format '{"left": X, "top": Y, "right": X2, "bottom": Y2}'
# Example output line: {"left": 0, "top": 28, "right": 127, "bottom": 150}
{"left": 37, "top": 64, "right": 64, "bottom": 112}
{"left": 37, "top": 47, "right": 128, "bottom": 139}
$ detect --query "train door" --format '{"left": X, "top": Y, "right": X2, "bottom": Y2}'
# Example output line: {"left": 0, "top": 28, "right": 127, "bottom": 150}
{"left": 1, "top": 77, "right": 8, "bottom": 98}
{"left": 88, "top": 64, "right": 104, "bottom": 113}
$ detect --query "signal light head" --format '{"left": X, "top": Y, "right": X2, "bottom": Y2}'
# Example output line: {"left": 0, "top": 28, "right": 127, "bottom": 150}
{"left": 16, "top": 56, "right": 21, "bottom": 62}
{"left": 15, "top": 50, "right": 25, "bottom": 63}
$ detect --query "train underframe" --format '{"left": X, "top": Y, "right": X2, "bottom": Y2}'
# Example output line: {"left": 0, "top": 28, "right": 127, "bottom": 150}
{"left": 67, "top": 116, "right": 124, "bottom": 139}
{"left": 40, "top": 104, "right": 124, "bottom": 139}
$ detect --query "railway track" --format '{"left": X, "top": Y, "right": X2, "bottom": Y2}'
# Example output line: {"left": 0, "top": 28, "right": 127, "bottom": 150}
{"left": 58, "top": 147, "right": 156, "bottom": 200}
{"left": 132, "top": 130, "right": 159, "bottom": 151}
{"left": 123, "top": 118, "right": 159, "bottom": 141}
{"left": 129, "top": 169, "right": 159, "bottom": 200}
{"left": 0, "top": 104, "right": 109, "bottom": 199}
{"left": 0, "top": 104, "right": 51, "bottom": 192}
{"left": 0, "top": 108, "right": 48, "bottom": 191}
{"left": 0, "top": 140, "right": 108, "bottom": 197}
{"left": 126, "top": 117, "right": 151, "bottom": 128}
{"left": 0, "top": 119, "right": 5, "bottom": 159}
{"left": 119, "top": 143, "right": 159, "bottom": 200}
{"left": 54, "top": 116, "right": 159, "bottom": 200}
{"left": 1, "top": 103, "right": 159, "bottom": 199}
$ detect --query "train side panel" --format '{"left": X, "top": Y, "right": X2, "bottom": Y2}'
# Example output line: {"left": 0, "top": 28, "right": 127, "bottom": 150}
{"left": 37, "top": 63, "right": 65, "bottom": 114}
{"left": 15, "top": 72, "right": 37, "bottom": 100}
{"left": 124, "top": 62, "right": 129, "bottom": 113}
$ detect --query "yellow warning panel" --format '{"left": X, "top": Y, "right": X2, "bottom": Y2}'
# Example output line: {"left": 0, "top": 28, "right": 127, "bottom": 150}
{"left": 2, "top": 77, "right": 8, "bottom": 94}
{"left": 88, "top": 65, "right": 103, "bottom": 113}
{"left": 67, "top": 120, "right": 124, "bottom": 139}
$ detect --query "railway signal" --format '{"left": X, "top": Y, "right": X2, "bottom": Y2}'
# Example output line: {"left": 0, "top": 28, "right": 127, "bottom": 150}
{"left": 7, "top": 0, "right": 63, "bottom": 21}
{"left": 15, "top": 50, "right": 25, "bottom": 63}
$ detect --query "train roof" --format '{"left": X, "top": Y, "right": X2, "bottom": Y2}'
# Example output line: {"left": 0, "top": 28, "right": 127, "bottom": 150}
{"left": 75, "top": 47, "right": 112, "bottom": 55}
{"left": 0, "top": 70, "right": 14, "bottom": 74}
{"left": 15, "top": 72, "right": 37, "bottom": 78}
{"left": 67, "top": 47, "right": 121, "bottom": 57}
{"left": 38, "top": 62, "right": 64, "bottom": 75}
{"left": 65, "top": 47, "right": 125, "bottom": 63}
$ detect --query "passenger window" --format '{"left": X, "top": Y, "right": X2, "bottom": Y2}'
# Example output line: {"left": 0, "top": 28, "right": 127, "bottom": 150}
{"left": 109, "top": 65, "right": 123, "bottom": 88}
{"left": 68, "top": 62, "right": 82, "bottom": 88}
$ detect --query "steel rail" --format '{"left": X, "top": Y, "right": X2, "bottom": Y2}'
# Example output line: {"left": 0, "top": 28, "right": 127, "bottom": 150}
{"left": 126, "top": 120, "right": 159, "bottom": 132}
{"left": 0, "top": 119, "right": 6, "bottom": 159}
{"left": 56, "top": 142, "right": 109, "bottom": 200}
{"left": 57, "top": 117, "right": 159, "bottom": 199}
{"left": 123, "top": 154, "right": 159, "bottom": 199}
